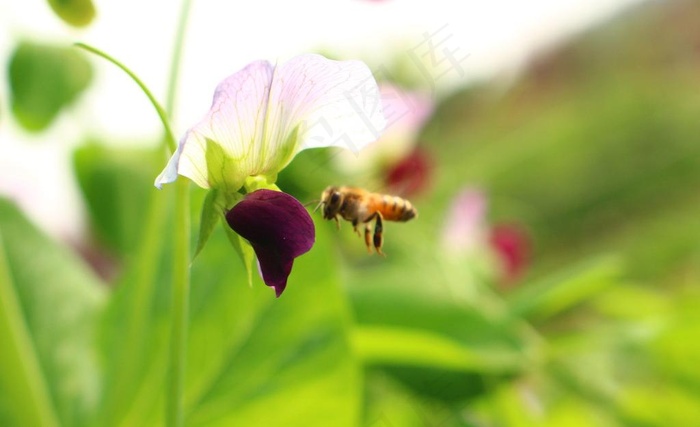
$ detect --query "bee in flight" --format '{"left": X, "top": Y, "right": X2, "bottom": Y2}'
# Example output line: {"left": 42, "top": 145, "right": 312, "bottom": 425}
{"left": 317, "top": 186, "right": 417, "bottom": 255}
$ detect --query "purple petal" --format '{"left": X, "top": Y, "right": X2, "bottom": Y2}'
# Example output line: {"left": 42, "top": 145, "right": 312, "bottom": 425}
{"left": 225, "top": 189, "right": 315, "bottom": 297}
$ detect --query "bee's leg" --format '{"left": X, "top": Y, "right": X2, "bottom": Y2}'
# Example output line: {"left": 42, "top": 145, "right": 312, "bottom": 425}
{"left": 364, "top": 223, "right": 372, "bottom": 252}
{"left": 373, "top": 212, "right": 385, "bottom": 256}
{"left": 352, "top": 218, "right": 361, "bottom": 237}
{"left": 363, "top": 213, "right": 376, "bottom": 253}
{"left": 333, "top": 215, "right": 340, "bottom": 230}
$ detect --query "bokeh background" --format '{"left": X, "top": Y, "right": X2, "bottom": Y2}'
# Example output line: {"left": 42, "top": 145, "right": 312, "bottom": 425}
{"left": 1, "top": 0, "right": 699, "bottom": 426}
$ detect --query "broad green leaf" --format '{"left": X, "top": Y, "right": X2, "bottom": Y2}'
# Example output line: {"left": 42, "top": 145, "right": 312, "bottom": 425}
{"left": 346, "top": 259, "right": 533, "bottom": 405}
{"left": 9, "top": 42, "right": 93, "bottom": 132}
{"left": 363, "top": 371, "right": 452, "bottom": 427}
{"left": 183, "top": 220, "right": 360, "bottom": 426}
{"left": 73, "top": 143, "right": 161, "bottom": 255}
{"left": 620, "top": 384, "right": 700, "bottom": 427}
{"left": 354, "top": 325, "right": 524, "bottom": 373}
{"left": 90, "top": 163, "right": 172, "bottom": 427}
{"left": 0, "top": 198, "right": 106, "bottom": 427}
{"left": 508, "top": 256, "right": 621, "bottom": 320}
{"left": 471, "top": 380, "right": 620, "bottom": 427}
{"left": 47, "top": 0, "right": 96, "bottom": 27}
{"left": 647, "top": 290, "right": 700, "bottom": 387}
{"left": 91, "top": 178, "right": 361, "bottom": 426}
{"left": 592, "top": 284, "right": 671, "bottom": 320}
{"left": 348, "top": 267, "right": 531, "bottom": 371}
{"left": 0, "top": 235, "right": 59, "bottom": 427}
{"left": 73, "top": 143, "right": 172, "bottom": 426}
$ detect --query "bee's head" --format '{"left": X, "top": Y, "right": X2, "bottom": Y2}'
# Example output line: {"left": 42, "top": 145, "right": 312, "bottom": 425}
{"left": 320, "top": 186, "right": 343, "bottom": 220}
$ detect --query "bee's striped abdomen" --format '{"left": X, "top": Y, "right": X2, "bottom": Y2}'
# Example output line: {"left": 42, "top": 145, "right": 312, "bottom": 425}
{"left": 377, "top": 194, "right": 417, "bottom": 222}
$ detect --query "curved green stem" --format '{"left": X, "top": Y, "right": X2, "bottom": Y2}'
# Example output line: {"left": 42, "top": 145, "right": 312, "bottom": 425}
{"left": 74, "top": 42, "right": 178, "bottom": 153}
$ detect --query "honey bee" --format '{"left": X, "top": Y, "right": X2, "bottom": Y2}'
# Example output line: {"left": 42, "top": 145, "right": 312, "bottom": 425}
{"left": 317, "top": 186, "right": 417, "bottom": 255}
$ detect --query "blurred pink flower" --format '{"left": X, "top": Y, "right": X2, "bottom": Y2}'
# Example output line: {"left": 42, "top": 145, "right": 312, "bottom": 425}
{"left": 490, "top": 224, "right": 531, "bottom": 285}
{"left": 377, "top": 83, "right": 434, "bottom": 157}
{"left": 441, "top": 188, "right": 488, "bottom": 255}
{"left": 335, "top": 83, "right": 434, "bottom": 195}
{"left": 442, "top": 188, "right": 532, "bottom": 284}
{"left": 384, "top": 146, "right": 433, "bottom": 197}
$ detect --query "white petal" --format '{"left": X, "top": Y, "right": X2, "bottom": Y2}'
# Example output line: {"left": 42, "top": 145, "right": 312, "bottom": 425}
{"left": 155, "top": 61, "right": 275, "bottom": 190}
{"left": 154, "top": 135, "right": 186, "bottom": 189}
{"left": 265, "top": 54, "right": 386, "bottom": 169}
{"left": 154, "top": 54, "right": 385, "bottom": 190}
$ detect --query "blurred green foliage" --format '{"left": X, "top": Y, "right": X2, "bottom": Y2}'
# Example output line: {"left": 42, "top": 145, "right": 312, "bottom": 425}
{"left": 1, "top": 0, "right": 700, "bottom": 426}
{"left": 46, "top": 0, "right": 96, "bottom": 28}
{"left": 9, "top": 42, "right": 93, "bottom": 132}
{"left": 74, "top": 144, "right": 162, "bottom": 255}
{"left": 0, "top": 199, "right": 105, "bottom": 427}
{"left": 1, "top": 148, "right": 360, "bottom": 426}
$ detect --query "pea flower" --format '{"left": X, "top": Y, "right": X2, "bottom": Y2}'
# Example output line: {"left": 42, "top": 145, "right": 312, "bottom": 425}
{"left": 442, "top": 188, "right": 531, "bottom": 286}
{"left": 155, "top": 54, "right": 385, "bottom": 296}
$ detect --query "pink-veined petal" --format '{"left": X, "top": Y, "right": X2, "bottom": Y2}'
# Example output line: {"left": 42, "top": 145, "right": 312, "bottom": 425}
{"left": 154, "top": 54, "right": 385, "bottom": 191}
{"left": 265, "top": 54, "right": 386, "bottom": 167}
{"left": 155, "top": 60, "right": 274, "bottom": 190}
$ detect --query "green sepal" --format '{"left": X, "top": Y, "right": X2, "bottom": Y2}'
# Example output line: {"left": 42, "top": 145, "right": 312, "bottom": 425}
{"left": 222, "top": 222, "right": 255, "bottom": 288}
{"left": 243, "top": 176, "right": 280, "bottom": 193}
{"left": 193, "top": 188, "right": 227, "bottom": 261}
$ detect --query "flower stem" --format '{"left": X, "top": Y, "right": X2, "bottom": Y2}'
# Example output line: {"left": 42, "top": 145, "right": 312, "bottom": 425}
{"left": 164, "top": 0, "right": 192, "bottom": 117}
{"left": 164, "top": 1, "right": 193, "bottom": 426}
{"left": 167, "top": 177, "right": 190, "bottom": 427}
{"left": 74, "top": 42, "right": 178, "bottom": 153}
{"left": 77, "top": 0, "right": 193, "bottom": 422}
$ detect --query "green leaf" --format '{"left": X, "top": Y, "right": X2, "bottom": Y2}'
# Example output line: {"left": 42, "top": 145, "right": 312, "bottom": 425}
{"left": 91, "top": 183, "right": 172, "bottom": 427}
{"left": 508, "top": 256, "right": 622, "bottom": 320}
{"left": 9, "top": 41, "right": 93, "bottom": 132}
{"left": 0, "top": 234, "right": 59, "bottom": 427}
{"left": 71, "top": 144, "right": 172, "bottom": 426}
{"left": 73, "top": 143, "right": 161, "bottom": 255}
{"left": 363, "top": 371, "right": 456, "bottom": 427}
{"left": 183, "top": 223, "right": 361, "bottom": 426}
{"left": 90, "top": 178, "right": 360, "bottom": 426}
{"left": 345, "top": 259, "right": 534, "bottom": 405}
{"left": 193, "top": 189, "right": 224, "bottom": 261}
{"left": 353, "top": 325, "right": 523, "bottom": 373}
{"left": 47, "top": 0, "right": 96, "bottom": 27}
{"left": 349, "top": 271, "right": 531, "bottom": 373}
{"left": 0, "top": 198, "right": 106, "bottom": 427}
